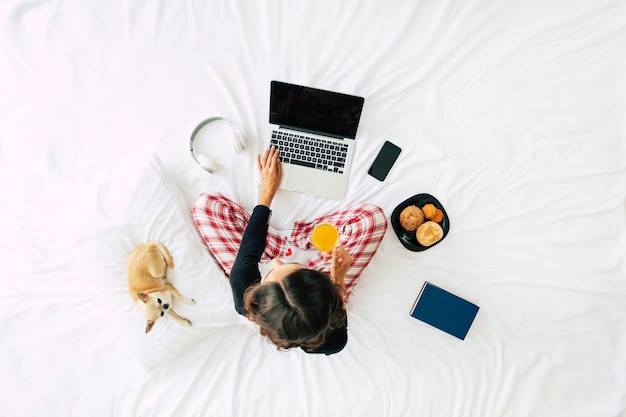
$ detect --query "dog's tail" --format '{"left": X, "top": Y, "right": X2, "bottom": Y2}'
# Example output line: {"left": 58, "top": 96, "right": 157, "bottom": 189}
{"left": 153, "top": 241, "right": 174, "bottom": 269}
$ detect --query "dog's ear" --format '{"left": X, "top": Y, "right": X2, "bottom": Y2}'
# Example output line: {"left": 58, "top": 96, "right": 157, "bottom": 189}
{"left": 137, "top": 293, "right": 150, "bottom": 303}
{"left": 145, "top": 320, "right": 155, "bottom": 333}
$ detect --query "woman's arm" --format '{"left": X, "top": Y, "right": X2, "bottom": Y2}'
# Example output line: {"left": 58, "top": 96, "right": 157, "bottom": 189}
{"left": 229, "top": 147, "right": 283, "bottom": 314}
{"left": 229, "top": 205, "right": 271, "bottom": 314}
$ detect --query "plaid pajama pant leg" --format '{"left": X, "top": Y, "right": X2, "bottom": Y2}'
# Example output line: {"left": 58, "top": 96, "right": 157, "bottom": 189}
{"left": 191, "top": 193, "right": 287, "bottom": 277}
{"left": 290, "top": 205, "right": 388, "bottom": 300}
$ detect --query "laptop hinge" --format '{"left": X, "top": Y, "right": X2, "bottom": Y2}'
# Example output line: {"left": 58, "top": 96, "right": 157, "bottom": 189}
{"left": 279, "top": 125, "right": 344, "bottom": 140}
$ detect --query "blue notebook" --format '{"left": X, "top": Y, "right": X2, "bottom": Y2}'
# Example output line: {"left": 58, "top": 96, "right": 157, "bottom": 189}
{"left": 410, "top": 281, "right": 479, "bottom": 340}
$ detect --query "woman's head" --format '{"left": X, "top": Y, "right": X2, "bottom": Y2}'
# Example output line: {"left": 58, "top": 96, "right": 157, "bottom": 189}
{"left": 244, "top": 265, "right": 345, "bottom": 350}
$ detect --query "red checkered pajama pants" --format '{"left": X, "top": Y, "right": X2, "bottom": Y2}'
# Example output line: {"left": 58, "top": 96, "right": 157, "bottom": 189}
{"left": 192, "top": 193, "right": 387, "bottom": 300}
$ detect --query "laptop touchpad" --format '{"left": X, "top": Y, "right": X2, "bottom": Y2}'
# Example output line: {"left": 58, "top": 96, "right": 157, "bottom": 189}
{"left": 286, "top": 168, "right": 317, "bottom": 191}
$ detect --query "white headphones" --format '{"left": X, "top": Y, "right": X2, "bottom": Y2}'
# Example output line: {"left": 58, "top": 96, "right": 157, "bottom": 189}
{"left": 189, "top": 117, "right": 247, "bottom": 173}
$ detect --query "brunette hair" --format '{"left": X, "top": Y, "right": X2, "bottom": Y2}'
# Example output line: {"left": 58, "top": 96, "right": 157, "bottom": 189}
{"left": 243, "top": 269, "right": 346, "bottom": 350}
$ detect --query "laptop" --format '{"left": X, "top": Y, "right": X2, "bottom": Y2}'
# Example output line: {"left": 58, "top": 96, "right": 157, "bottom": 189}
{"left": 267, "top": 80, "right": 365, "bottom": 200}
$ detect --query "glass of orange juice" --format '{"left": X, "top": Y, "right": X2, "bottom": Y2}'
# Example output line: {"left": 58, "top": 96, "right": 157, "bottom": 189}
{"left": 311, "top": 223, "right": 339, "bottom": 252}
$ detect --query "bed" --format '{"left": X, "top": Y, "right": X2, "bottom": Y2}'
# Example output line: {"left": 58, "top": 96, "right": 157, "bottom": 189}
{"left": 2, "top": 1, "right": 625, "bottom": 416}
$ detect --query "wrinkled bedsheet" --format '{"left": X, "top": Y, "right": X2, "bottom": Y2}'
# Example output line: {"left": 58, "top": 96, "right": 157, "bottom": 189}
{"left": 1, "top": 1, "right": 625, "bottom": 416}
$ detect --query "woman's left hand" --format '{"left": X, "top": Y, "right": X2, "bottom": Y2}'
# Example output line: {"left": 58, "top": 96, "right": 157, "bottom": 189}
{"left": 257, "top": 146, "right": 282, "bottom": 207}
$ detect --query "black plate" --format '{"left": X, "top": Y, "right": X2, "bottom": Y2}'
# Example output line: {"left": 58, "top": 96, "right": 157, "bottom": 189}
{"left": 391, "top": 193, "right": 450, "bottom": 252}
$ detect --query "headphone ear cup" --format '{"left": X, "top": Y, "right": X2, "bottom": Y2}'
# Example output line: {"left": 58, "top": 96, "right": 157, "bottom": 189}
{"left": 197, "top": 154, "right": 219, "bottom": 174}
{"left": 232, "top": 129, "right": 247, "bottom": 154}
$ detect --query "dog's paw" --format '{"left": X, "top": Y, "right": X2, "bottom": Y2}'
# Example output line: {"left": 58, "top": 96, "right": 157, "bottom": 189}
{"left": 184, "top": 298, "right": 196, "bottom": 305}
{"left": 183, "top": 318, "right": 192, "bottom": 327}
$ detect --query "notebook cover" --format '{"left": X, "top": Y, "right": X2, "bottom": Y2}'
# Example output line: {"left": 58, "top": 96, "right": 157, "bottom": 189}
{"left": 410, "top": 281, "right": 479, "bottom": 340}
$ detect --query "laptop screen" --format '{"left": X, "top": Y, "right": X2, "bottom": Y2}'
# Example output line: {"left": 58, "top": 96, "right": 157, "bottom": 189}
{"left": 269, "top": 81, "right": 365, "bottom": 139}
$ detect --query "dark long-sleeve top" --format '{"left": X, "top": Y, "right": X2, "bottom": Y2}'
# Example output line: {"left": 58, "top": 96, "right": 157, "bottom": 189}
{"left": 229, "top": 205, "right": 347, "bottom": 355}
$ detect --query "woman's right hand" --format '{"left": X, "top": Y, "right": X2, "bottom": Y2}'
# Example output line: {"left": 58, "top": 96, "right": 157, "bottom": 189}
{"left": 327, "top": 245, "right": 352, "bottom": 288}
{"left": 257, "top": 146, "right": 282, "bottom": 207}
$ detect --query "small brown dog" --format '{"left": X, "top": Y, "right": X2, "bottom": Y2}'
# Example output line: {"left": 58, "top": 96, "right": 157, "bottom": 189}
{"left": 126, "top": 242, "right": 195, "bottom": 333}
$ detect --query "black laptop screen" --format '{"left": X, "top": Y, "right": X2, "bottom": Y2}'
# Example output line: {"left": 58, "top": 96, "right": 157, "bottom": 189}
{"left": 269, "top": 81, "right": 365, "bottom": 139}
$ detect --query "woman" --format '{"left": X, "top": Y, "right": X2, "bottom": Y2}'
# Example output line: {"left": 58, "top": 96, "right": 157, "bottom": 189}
{"left": 193, "top": 147, "right": 387, "bottom": 354}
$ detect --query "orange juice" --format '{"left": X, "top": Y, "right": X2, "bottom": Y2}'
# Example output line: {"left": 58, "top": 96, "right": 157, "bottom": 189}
{"left": 311, "top": 223, "right": 339, "bottom": 252}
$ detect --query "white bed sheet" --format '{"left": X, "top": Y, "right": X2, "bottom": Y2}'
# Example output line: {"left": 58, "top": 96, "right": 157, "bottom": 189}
{"left": 1, "top": 1, "right": 625, "bottom": 416}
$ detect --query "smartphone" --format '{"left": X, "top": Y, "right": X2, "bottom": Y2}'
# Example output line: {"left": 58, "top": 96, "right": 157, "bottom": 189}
{"left": 367, "top": 141, "right": 402, "bottom": 181}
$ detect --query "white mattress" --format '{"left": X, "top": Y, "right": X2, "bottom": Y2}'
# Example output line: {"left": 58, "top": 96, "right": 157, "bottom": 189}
{"left": 2, "top": 1, "right": 625, "bottom": 416}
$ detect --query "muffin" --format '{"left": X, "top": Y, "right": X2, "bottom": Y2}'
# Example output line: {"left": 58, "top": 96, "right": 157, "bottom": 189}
{"left": 399, "top": 205, "right": 424, "bottom": 231}
{"left": 416, "top": 221, "right": 444, "bottom": 246}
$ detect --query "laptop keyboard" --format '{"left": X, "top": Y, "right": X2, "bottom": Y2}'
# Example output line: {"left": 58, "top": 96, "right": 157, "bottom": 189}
{"left": 270, "top": 130, "right": 349, "bottom": 173}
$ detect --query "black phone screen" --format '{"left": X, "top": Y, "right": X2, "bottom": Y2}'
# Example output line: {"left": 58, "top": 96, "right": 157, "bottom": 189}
{"left": 368, "top": 141, "right": 402, "bottom": 181}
